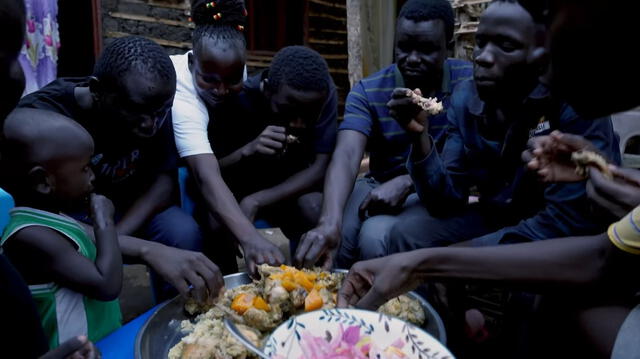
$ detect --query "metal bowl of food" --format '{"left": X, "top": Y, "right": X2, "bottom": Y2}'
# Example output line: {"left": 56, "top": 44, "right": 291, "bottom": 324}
{"left": 135, "top": 271, "right": 446, "bottom": 359}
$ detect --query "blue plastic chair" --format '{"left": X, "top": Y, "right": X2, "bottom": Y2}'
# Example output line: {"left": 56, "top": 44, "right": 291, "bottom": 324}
{"left": 0, "top": 188, "right": 15, "bottom": 235}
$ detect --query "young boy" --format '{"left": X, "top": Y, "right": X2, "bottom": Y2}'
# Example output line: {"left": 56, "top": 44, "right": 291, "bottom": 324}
{"left": 297, "top": 0, "right": 473, "bottom": 269}
{"left": 209, "top": 45, "right": 336, "bottom": 245}
{"left": 1, "top": 108, "right": 122, "bottom": 348}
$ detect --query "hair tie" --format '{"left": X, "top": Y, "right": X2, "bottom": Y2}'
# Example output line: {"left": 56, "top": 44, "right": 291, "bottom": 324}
{"left": 205, "top": 1, "right": 216, "bottom": 8}
{"left": 213, "top": 12, "right": 222, "bottom": 20}
{"left": 242, "top": 8, "right": 248, "bottom": 17}
{"left": 236, "top": 24, "right": 244, "bottom": 31}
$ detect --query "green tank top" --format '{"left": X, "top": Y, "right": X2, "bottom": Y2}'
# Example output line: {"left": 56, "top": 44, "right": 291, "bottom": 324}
{"left": 0, "top": 207, "right": 122, "bottom": 348}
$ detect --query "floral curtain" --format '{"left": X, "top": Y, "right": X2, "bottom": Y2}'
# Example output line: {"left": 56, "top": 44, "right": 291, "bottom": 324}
{"left": 19, "top": 0, "right": 60, "bottom": 96}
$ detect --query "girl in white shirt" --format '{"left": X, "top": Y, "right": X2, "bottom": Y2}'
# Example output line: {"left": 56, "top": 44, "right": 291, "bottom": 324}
{"left": 171, "top": 0, "right": 284, "bottom": 276}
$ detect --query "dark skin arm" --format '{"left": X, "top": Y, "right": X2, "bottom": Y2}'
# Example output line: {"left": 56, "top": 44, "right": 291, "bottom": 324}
{"left": 339, "top": 233, "right": 623, "bottom": 310}
{"left": 240, "top": 153, "right": 330, "bottom": 222}
{"left": 115, "top": 172, "right": 175, "bottom": 235}
{"left": 218, "top": 126, "right": 287, "bottom": 169}
{"left": 185, "top": 153, "right": 285, "bottom": 276}
{"left": 295, "top": 130, "right": 367, "bottom": 269}
{"left": 6, "top": 194, "right": 122, "bottom": 301}
{"left": 78, "top": 221, "right": 223, "bottom": 303}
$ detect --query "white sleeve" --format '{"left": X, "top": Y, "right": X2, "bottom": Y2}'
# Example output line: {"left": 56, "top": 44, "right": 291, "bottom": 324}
{"left": 171, "top": 53, "right": 214, "bottom": 158}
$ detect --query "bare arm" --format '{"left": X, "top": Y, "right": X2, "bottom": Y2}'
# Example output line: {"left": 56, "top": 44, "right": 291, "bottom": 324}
{"left": 185, "top": 153, "right": 285, "bottom": 274}
{"left": 318, "top": 131, "right": 367, "bottom": 229}
{"left": 7, "top": 196, "right": 122, "bottom": 301}
{"left": 339, "top": 233, "right": 631, "bottom": 309}
{"left": 294, "top": 130, "right": 367, "bottom": 268}
{"left": 115, "top": 172, "right": 175, "bottom": 235}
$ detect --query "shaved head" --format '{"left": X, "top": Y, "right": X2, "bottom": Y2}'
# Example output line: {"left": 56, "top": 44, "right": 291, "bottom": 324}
{"left": 3, "top": 108, "right": 94, "bottom": 166}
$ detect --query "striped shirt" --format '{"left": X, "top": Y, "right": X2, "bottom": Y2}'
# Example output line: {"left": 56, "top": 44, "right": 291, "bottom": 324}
{"left": 339, "top": 59, "right": 473, "bottom": 182}
{"left": 608, "top": 206, "right": 640, "bottom": 255}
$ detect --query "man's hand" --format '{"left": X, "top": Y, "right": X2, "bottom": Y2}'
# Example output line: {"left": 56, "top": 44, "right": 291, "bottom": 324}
{"left": 143, "top": 244, "right": 224, "bottom": 303}
{"left": 294, "top": 223, "right": 340, "bottom": 270}
{"left": 241, "top": 125, "right": 286, "bottom": 157}
{"left": 89, "top": 194, "right": 115, "bottom": 228}
{"left": 239, "top": 196, "right": 260, "bottom": 223}
{"left": 40, "top": 336, "right": 100, "bottom": 359}
{"left": 587, "top": 166, "right": 640, "bottom": 218}
{"left": 359, "top": 176, "right": 412, "bottom": 219}
{"left": 523, "top": 130, "right": 600, "bottom": 182}
{"left": 337, "top": 252, "right": 422, "bottom": 310}
{"left": 387, "top": 88, "right": 429, "bottom": 134}
{"left": 241, "top": 236, "right": 285, "bottom": 277}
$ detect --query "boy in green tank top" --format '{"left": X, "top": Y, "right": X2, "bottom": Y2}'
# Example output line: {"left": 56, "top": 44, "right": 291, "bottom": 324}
{"left": 1, "top": 108, "right": 122, "bottom": 348}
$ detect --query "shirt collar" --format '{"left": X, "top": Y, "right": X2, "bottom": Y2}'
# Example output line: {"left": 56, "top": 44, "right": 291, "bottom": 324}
{"left": 468, "top": 81, "right": 551, "bottom": 117}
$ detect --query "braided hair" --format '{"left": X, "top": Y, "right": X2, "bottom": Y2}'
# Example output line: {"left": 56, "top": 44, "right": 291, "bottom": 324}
{"left": 190, "top": 0, "right": 247, "bottom": 53}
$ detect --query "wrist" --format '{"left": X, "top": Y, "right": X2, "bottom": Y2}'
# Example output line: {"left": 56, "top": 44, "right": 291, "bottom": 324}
{"left": 318, "top": 216, "right": 341, "bottom": 232}
{"left": 139, "top": 240, "right": 162, "bottom": 262}
{"left": 240, "top": 143, "right": 254, "bottom": 158}
{"left": 94, "top": 217, "right": 115, "bottom": 231}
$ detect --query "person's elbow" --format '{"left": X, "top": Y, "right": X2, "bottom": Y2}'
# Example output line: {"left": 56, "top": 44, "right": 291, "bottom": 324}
{"left": 87, "top": 280, "right": 122, "bottom": 301}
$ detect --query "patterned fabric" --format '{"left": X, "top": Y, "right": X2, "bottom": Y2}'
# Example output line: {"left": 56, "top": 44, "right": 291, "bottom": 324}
{"left": 19, "top": 0, "right": 60, "bottom": 95}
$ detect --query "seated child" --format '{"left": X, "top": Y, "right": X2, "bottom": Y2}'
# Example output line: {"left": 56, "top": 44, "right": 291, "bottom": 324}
{"left": 209, "top": 45, "right": 337, "bottom": 244}
{"left": 1, "top": 108, "right": 122, "bottom": 348}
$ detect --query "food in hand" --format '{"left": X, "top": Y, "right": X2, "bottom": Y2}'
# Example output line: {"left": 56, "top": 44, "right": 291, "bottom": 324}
{"left": 406, "top": 89, "right": 443, "bottom": 115}
{"left": 169, "top": 265, "right": 427, "bottom": 359}
{"left": 571, "top": 150, "right": 612, "bottom": 179}
{"left": 286, "top": 134, "right": 300, "bottom": 144}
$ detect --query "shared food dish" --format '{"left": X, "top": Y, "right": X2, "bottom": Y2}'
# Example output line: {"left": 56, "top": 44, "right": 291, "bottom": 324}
{"left": 169, "top": 265, "right": 426, "bottom": 359}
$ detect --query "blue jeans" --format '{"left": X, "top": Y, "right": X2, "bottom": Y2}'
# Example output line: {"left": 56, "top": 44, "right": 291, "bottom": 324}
{"left": 144, "top": 206, "right": 202, "bottom": 252}
{"left": 336, "top": 178, "right": 422, "bottom": 268}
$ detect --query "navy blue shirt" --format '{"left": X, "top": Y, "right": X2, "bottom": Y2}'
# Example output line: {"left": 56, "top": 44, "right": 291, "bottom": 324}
{"left": 409, "top": 80, "right": 621, "bottom": 245}
{"left": 209, "top": 71, "right": 338, "bottom": 198}
{"left": 340, "top": 59, "right": 473, "bottom": 182}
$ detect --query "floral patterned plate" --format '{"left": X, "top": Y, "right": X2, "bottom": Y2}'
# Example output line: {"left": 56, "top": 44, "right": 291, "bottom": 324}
{"left": 264, "top": 308, "right": 454, "bottom": 359}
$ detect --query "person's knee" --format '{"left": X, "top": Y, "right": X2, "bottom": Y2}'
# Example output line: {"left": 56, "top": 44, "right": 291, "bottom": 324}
{"left": 149, "top": 207, "right": 203, "bottom": 251}
{"left": 358, "top": 216, "right": 395, "bottom": 259}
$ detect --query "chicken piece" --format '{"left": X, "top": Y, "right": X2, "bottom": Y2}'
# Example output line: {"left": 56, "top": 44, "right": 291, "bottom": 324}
{"left": 318, "top": 287, "right": 336, "bottom": 310}
{"left": 379, "top": 295, "right": 426, "bottom": 326}
{"left": 290, "top": 287, "right": 307, "bottom": 309}
{"left": 571, "top": 150, "right": 613, "bottom": 179}
{"left": 243, "top": 306, "right": 282, "bottom": 331}
{"left": 406, "top": 89, "right": 444, "bottom": 115}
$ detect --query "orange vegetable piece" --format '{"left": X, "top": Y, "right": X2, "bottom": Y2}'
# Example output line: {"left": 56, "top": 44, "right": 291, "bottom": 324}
{"left": 231, "top": 293, "right": 255, "bottom": 315}
{"left": 294, "top": 271, "right": 314, "bottom": 291}
{"left": 281, "top": 279, "right": 297, "bottom": 292}
{"left": 304, "top": 288, "right": 323, "bottom": 311}
{"left": 305, "top": 272, "right": 318, "bottom": 281}
{"left": 252, "top": 296, "right": 271, "bottom": 312}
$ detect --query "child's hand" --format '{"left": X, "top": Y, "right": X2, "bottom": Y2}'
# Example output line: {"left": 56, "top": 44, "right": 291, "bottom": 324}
{"left": 89, "top": 194, "right": 115, "bottom": 229}
{"left": 242, "top": 125, "right": 287, "bottom": 157}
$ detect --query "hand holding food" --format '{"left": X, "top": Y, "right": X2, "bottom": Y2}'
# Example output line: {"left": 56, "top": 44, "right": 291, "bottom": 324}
{"left": 387, "top": 88, "right": 443, "bottom": 134}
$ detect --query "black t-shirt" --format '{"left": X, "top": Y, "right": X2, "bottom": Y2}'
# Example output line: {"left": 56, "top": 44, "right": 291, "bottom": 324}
{"left": 208, "top": 71, "right": 337, "bottom": 198}
{"left": 18, "top": 77, "right": 179, "bottom": 209}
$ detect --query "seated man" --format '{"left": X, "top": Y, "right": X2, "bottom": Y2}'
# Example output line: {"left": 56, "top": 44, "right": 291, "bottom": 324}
{"left": 339, "top": 0, "right": 640, "bottom": 358}
{"left": 387, "top": 0, "right": 620, "bottom": 251}
{"left": 296, "top": 0, "right": 473, "bottom": 269}
{"left": 16, "top": 36, "right": 222, "bottom": 301}
{"left": 209, "top": 46, "right": 336, "bottom": 242}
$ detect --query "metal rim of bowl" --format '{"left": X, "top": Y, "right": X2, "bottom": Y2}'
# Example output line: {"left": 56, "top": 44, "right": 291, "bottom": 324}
{"left": 134, "top": 271, "right": 446, "bottom": 359}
